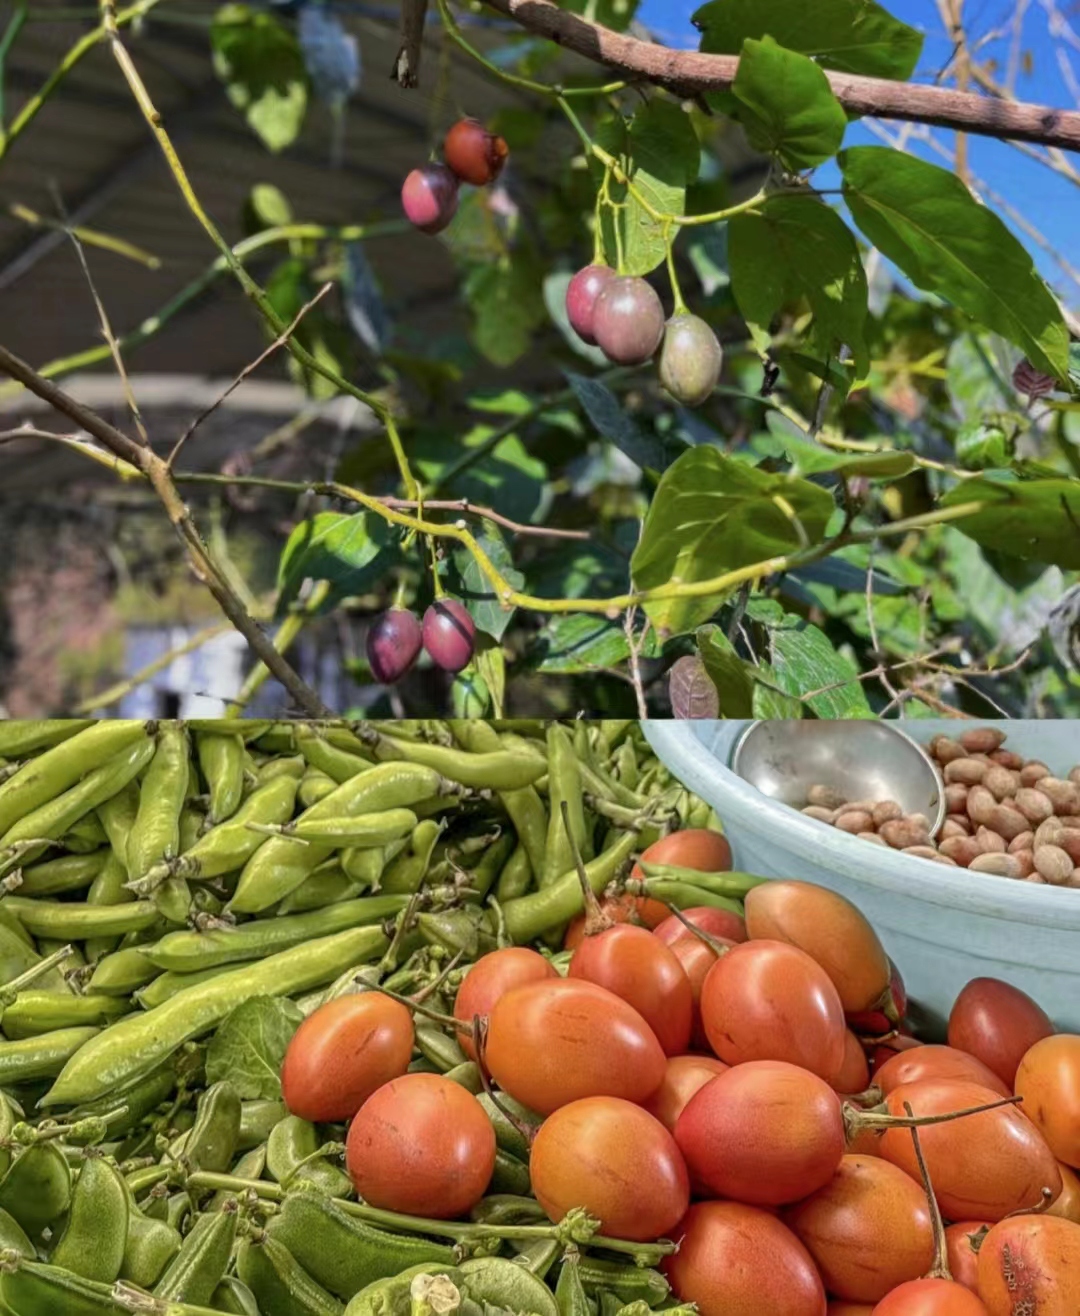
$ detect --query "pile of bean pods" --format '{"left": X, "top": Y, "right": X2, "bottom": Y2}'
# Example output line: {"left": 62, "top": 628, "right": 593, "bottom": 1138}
{"left": 0, "top": 717, "right": 757, "bottom": 1316}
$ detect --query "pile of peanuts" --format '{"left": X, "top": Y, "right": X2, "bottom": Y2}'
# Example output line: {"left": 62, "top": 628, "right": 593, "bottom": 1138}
{"left": 799, "top": 727, "right": 1080, "bottom": 887}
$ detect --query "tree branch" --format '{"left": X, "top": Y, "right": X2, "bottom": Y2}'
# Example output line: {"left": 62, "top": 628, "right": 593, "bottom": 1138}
{"left": 480, "top": 0, "right": 1080, "bottom": 151}
{"left": 0, "top": 343, "right": 331, "bottom": 718}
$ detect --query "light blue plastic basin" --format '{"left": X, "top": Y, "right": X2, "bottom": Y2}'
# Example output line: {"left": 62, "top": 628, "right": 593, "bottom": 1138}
{"left": 643, "top": 720, "right": 1080, "bottom": 1035}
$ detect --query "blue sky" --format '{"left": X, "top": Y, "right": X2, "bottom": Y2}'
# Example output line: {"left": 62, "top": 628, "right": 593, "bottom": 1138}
{"left": 638, "top": 0, "right": 1080, "bottom": 305}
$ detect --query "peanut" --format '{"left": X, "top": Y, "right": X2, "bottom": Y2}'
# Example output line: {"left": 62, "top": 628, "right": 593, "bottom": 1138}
{"left": 871, "top": 800, "right": 903, "bottom": 827}
{"left": 989, "top": 750, "right": 1024, "bottom": 770}
{"left": 1020, "top": 761, "right": 1051, "bottom": 787}
{"left": 835, "top": 810, "right": 873, "bottom": 835}
{"left": 802, "top": 805, "right": 838, "bottom": 824}
{"left": 960, "top": 728, "right": 1007, "bottom": 754}
{"left": 1007, "top": 831, "right": 1035, "bottom": 854}
{"left": 1011, "top": 849, "right": 1036, "bottom": 878}
{"left": 880, "top": 819, "right": 931, "bottom": 850}
{"left": 974, "top": 827, "right": 1006, "bottom": 854}
{"left": 1070, "top": 767, "right": 1080, "bottom": 786}
{"left": 945, "top": 784, "right": 970, "bottom": 814}
{"left": 902, "top": 845, "right": 942, "bottom": 860}
{"left": 945, "top": 758, "right": 989, "bottom": 786}
{"left": 1013, "top": 788, "right": 1055, "bottom": 825}
{"left": 808, "top": 784, "right": 847, "bottom": 810}
{"left": 968, "top": 853, "right": 1022, "bottom": 878}
{"left": 966, "top": 786, "right": 996, "bottom": 826}
{"left": 941, "top": 818, "right": 971, "bottom": 839}
{"left": 1037, "top": 778, "right": 1080, "bottom": 815}
{"left": 1058, "top": 829, "right": 1080, "bottom": 864}
{"left": 1035, "top": 818, "right": 1065, "bottom": 848}
{"left": 939, "top": 837, "right": 982, "bottom": 867}
{"left": 1034, "top": 845, "right": 1074, "bottom": 885}
{"left": 1068, "top": 869, "right": 1080, "bottom": 888}
{"left": 988, "top": 805, "right": 1029, "bottom": 842}
{"left": 983, "top": 766, "right": 1019, "bottom": 800}
{"left": 857, "top": 832, "right": 888, "bottom": 847}
{"left": 929, "top": 735, "right": 965, "bottom": 764}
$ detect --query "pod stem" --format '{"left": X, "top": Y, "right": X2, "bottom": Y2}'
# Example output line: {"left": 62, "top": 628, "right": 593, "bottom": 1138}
{"left": 562, "top": 799, "right": 611, "bottom": 936}
{"left": 646, "top": 898, "right": 732, "bottom": 959}
{"left": 0, "top": 943, "right": 75, "bottom": 1002}
{"left": 844, "top": 1093, "right": 1023, "bottom": 1141}
{"left": 379, "top": 983, "right": 474, "bottom": 1038}
{"left": 411, "top": 948, "right": 465, "bottom": 1006}
{"left": 902, "top": 1101, "right": 951, "bottom": 1282}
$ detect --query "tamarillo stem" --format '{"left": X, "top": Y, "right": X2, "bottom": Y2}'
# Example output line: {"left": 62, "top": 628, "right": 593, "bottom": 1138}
{"left": 1000, "top": 1187, "right": 1055, "bottom": 1220}
{"left": 378, "top": 984, "right": 474, "bottom": 1037}
{"left": 902, "top": 1101, "right": 952, "bottom": 1281}
{"left": 472, "top": 1011, "right": 537, "bottom": 1147}
{"left": 646, "top": 898, "right": 732, "bottom": 958}
{"left": 843, "top": 1092, "right": 1023, "bottom": 1142}
{"left": 562, "top": 799, "right": 613, "bottom": 936}
{"left": 411, "top": 948, "right": 465, "bottom": 1006}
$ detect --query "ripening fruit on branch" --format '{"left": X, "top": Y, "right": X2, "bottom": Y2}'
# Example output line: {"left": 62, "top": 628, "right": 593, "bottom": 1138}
{"left": 366, "top": 609, "right": 423, "bottom": 684}
{"left": 1012, "top": 358, "right": 1056, "bottom": 399}
{"left": 566, "top": 264, "right": 617, "bottom": 346}
{"left": 401, "top": 163, "right": 459, "bottom": 234}
{"left": 422, "top": 599, "right": 476, "bottom": 673}
{"left": 592, "top": 276, "right": 666, "bottom": 365}
{"left": 659, "top": 314, "right": 723, "bottom": 407}
{"left": 443, "top": 118, "right": 509, "bottom": 186}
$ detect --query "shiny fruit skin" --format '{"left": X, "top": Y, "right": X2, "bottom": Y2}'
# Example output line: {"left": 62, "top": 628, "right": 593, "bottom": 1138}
{"left": 699, "top": 939, "right": 847, "bottom": 1080}
{"left": 453, "top": 947, "right": 557, "bottom": 1062}
{"left": 976, "top": 1214, "right": 1080, "bottom": 1316}
{"left": 344, "top": 1073, "right": 495, "bottom": 1218}
{"left": 667, "top": 933, "right": 728, "bottom": 1050}
{"left": 664, "top": 1200, "right": 827, "bottom": 1316}
{"left": 653, "top": 905, "right": 746, "bottom": 946}
{"left": 659, "top": 314, "right": 723, "bottom": 407}
{"left": 530, "top": 1096, "right": 690, "bottom": 1241}
{"left": 443, "top": 118, "right": 509, "bottom": 186}
{"left": 832, "top": 1029, "right": 872, "bottom": 1094}
{"left": 485, "top": 978, "right": 666, "bottom": 1116}
{"left": 1048, "top": 1162, "right": 1080, "bottom": 1223}
{"left": 828, "top": 1306, "right": 876, "bottom": 1315}
{"left": 871, "top": 1035, "right": 924, "bottom": 1074}
{"left": 944, "top": 1222, "right": 990, "bottom": 1293}
{"left": 631, "top": 829, "right": 732, "bottom": 879}
{"left": 879, "top": 1080, "right": 1062, "bottom": 1222}
{"left": 569, "top": 924, "right": 693, "bottom": 1056}
{"left": 402, "top": 163, "right": 459, "bottom": 234}
{"left": 422, "top": 599, "right": 476, "bottom": 673}
{"left": 366, "top": 609, "right": 423, "bottom": 685}
{"left": 870, "top": 1277, "right": 990, "bottom": 1315}
{"left": 947, "top": 977, "right": 1054, "bottom": 1088}
{"left": 281, "top": 992, "right": 413, "bottom": 1123}
{"left": 874, "top": 1046, "right": 1011, "bottom": 1100}
{"left": 1014, "top": 1034, "right": 1080, "bottom": 1167}
{"left": 592, "top": 277, "right": 666, "bottom": 366}
{"left": 643, "top": 1053, "right": 729, "bottom": 1133}
{"left": 674, "top": 1060, "right": 845, "bottom": 1206}
{"left": 563, "top": 893, "right": 669, "bottom": 952}
{"left": 784, "top": 1155, "right": 934, "bottom": 1303}
{"left": 566, "top": 265, "right": 617, "bottom": 345}
{"left": 744, "top": 880, "right": 891, "bottom": 1015}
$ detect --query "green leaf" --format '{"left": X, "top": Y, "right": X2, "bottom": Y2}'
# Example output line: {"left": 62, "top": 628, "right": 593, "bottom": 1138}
{"left": 940, "top": 477, "right": 1080, "bottom": 569}
{"left": 764, "top": 421, "right": 916, "bottom": 478}
{"left": 411, "top": 424, "right": 547, "bottom": 529}
{"left": 955, "top": 420, "right": 1015, "bottom": 470}
{"left": 729, "top": 195, "right": 869, "bottom": 381}
{"left": 276, "top": 512, "right": 396, "bottom": 616}
{"left": 593, "top": 101, "right": 701, "bottom": 277}
{"left": 696, "top": 625, "right": 755, "bottom": 717}
{"left": 205, "top": 996, "right": 303, "bottom": 1100}
{"left": 565, "top": 373, "right": 684, "bottom": 472}
{"left": 465, "top": 257, "right": 547, "bottom": 368}
{"left": 442, "top": 529, "right": 524, "bottom": 641}
{"left": 530, "top": 614, "right": 630, "bottom": 674}
{"left": 210, "top": 4, "right": 308, "bottom": 152}
{"left": 265, "top": 258, "right": 350, "bottom": 399}
{"left": 747, "top": 598, "right": 873, "bottom": 717}
{"left": 631, "top": 447, "right": 835, "bottom": 634}
{"left": 693, "top": 0, "right": 923, "bottom": 81}
{"left": 731, "top": 38, "right": 847, "bottom": 171}
{"left": 840, "top": 147, "right": 1071, "bottom": 382}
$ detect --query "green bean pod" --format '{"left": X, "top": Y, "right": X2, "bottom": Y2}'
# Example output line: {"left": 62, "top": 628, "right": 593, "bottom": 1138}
{"left": 0, "top": 1025, "right": 100, "bottom": 1085}
{"left": 236, "top": 1233, "right": 345, "bottom": 1316}
{"left": 499, "top": 830, "right": 639, "bottom": 944}
{"left": 450, "top": 722, "right": 549, "bottom": 878}
{"left": 379, "top": 820, "right": 441, "bottom": 895}
{"left": 44, "top": 924, "right": 389, "bottom": 1107}
{"left": 495, "top": 841, "right": 533, "bottom": 902}
{"left": 4, "top": 896, "right": 160, "bottom": 940}
{"left": 363, "top": 731, "right": 547, "bottom": 791}
{"left": 636, "top": 862, "right": 765, "bottom": 896}
{"left": 0, "top": 720, "right": 94, "bottom": 759}
{"left": 135, "top": 959, "right": 259, "bottom": 1010}
{"left": 0, "top": 736, "right": 157, "bottom": 859}
{"left": 153, "top": 1199, "right": 240, "bottom": 1306}
{"left": 196, "top": 731, "right": 245, "bottom": 824}
{"left": 183, "top": 1080, "right": 241, "bottom": 1175}
{"left": 121, "top": 1198, "right": 183, "bottom": 1291}
{"left": 0, "top": 1141, "right": 71, "bottom": 1236}
{"left": 629, "top": 879, "right": 745, "bottom": 915}
{"left": 1, "top": 991, "right": 130, "bottom": 1039}
{"left": 266, "top": 1114, "right": 352, "bottom": 1198}
{"left": 143, "top": 894, "right": 407, "bottom": 973}
{"left": 88, "top": 946, "right": 163, "bottom": 996}
{"left": 230, "top": 763, "right": 448, "bottom": 914}
{"left": 16, "top": 850, "right": 108, "bottom": 898}
{"left": 50, "top": 1154, "right": 129, "bottom": 1283}
{"left": 127, "top": 724, "right": 189, "bottom": 882}
{"left": 83, "top": 853, "right": 130, "bottom": 962}
{"left": 543, "top": 725, "right": 592, "bottom": 886}
{"left": 0, "top": 721, "right": 148, "bottom": 839}
{"left": 0, "top": 1206, "right": 34, "bottom": 1259}
{"left": 258, "top": 807, "right": 418, "bottom": 848}
{"left": 256, "top": 753, "right": 306, "bottom": 784}
{"left": 211, "top": 1276, "right": 264, "bottom": 1316}
{"left": 298, "top": 770, "right": 339, "bottom": 808}
{"left": 277, "top": 866, "right": 364, "bottom": 914}
{"left": 237, "top": 1099, "right": 288, "bottom": 1151}
{"left": 296, "top": 726, "right": 374, "bottom": 783}
{"left": 266, "top": 1189, "right": 457, "bottom": 1303}
{"left": 60, "top": 812, "right": 109, "bottom": 853}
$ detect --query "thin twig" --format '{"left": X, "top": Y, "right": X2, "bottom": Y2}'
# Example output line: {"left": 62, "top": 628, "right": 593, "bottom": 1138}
{"left": 865, "top": 554, "right": 904, "bottom": 711}
{"left": 167, "top": 282, "right": 334, "bottom": 469}
{"left": 623, "top": 607, "right": 648, "bottom": 720}
{"left": 74, "top": 620, "right": 235, "bottom": 714}
{"left": 382, "top": 498, "right": 589, "bottom": 540}
{"left": 6, "top": 202, "right": 160, "bottom": 268}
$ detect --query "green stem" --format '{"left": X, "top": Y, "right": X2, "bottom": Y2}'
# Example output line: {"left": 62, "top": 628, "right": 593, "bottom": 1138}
{"left": 665, "top": 235, "right": 688, "bottom": 316}
{"left": 0, "top": 2, "right": 28, "bottom": 129}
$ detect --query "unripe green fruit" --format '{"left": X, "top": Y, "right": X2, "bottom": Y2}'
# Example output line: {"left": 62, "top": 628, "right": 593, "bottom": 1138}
{"left": 659, "top": 314, "right": 723, "bottom": 407}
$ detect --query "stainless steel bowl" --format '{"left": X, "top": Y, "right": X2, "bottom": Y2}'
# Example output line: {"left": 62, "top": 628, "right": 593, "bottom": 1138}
{"left": 730, "top": 721, "right": 946, "bottom": 837}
